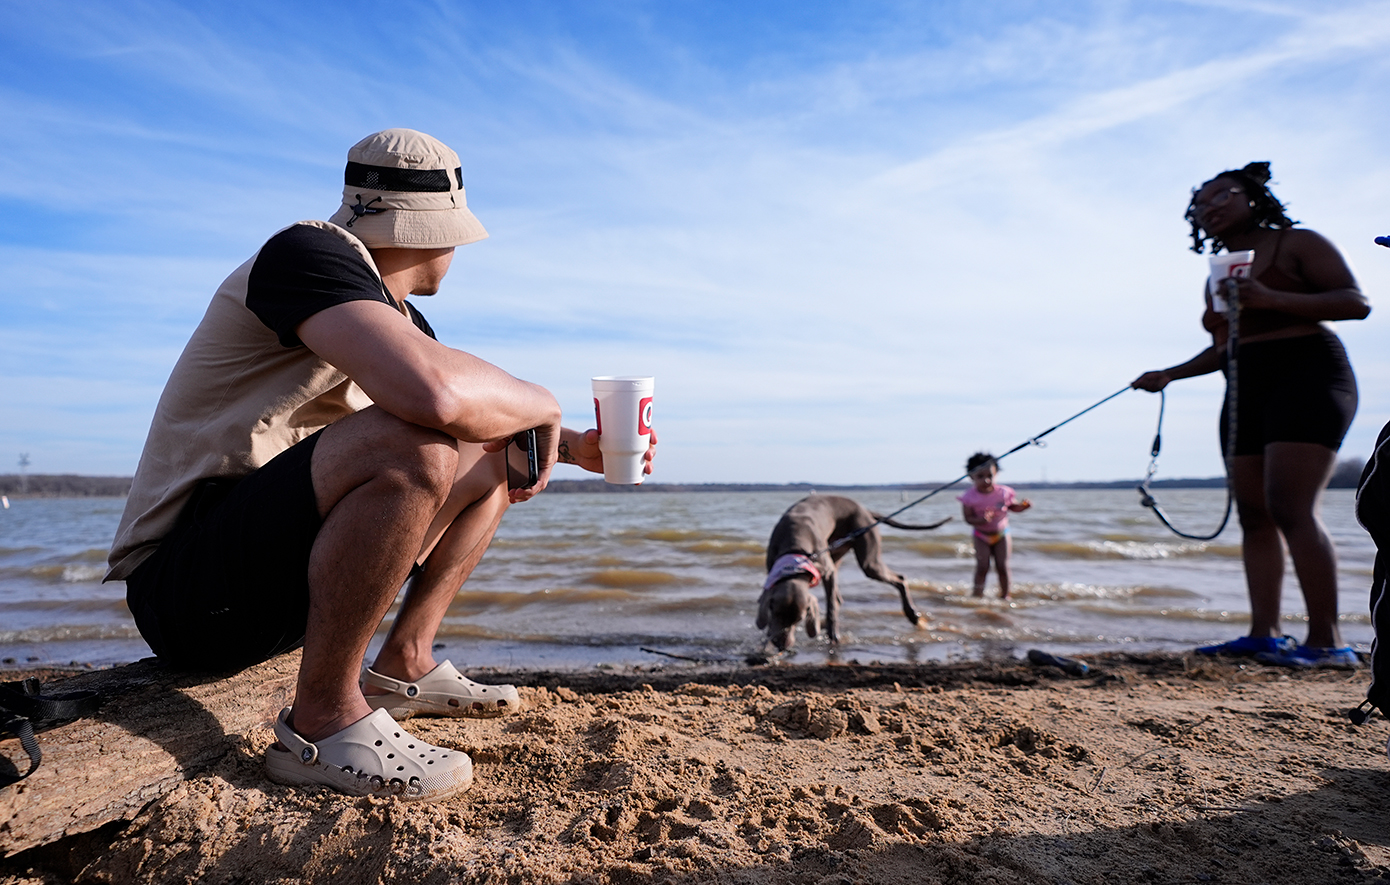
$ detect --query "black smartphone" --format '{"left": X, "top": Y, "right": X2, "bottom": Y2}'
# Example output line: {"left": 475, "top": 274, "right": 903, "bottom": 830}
{"left": 506, "top": 428, "right": 539, "bottom": 491}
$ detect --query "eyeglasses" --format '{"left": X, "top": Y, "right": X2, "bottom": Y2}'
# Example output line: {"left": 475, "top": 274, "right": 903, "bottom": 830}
{"left": 1193, "top": 187, "right": 1244, "bottom": 214}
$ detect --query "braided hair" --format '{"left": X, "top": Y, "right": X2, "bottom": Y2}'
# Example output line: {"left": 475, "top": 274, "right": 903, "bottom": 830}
{"left": 1184, "top": 161, "right": 1299, "bottom": 254}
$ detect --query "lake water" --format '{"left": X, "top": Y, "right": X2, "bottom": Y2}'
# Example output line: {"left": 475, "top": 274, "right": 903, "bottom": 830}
{"left": 0, "top": 488, "right": 1376, "bottom": 671}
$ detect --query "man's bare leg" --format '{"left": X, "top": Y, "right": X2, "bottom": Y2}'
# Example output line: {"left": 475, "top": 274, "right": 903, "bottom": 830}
{"left": 368, "top": 445, "right": 510, "bottom": 684}
{"left": 287, "top": 407, "right": 463, "bottom": 742}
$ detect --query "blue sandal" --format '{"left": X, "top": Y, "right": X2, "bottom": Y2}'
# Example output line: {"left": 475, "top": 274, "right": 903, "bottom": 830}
{"left": 1255, "top": 644, "right": 1361, "bottom": 670}
{"left": 1195, "top": 635, "right": 1295, "bottom": 657}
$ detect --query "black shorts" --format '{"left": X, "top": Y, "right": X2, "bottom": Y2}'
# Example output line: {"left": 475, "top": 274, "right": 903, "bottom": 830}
{"left": 1219, "top": 329, "right": 1357, "bottom": 457}
{"left": 125, "top": 431, "right": 324, "bottom": 671}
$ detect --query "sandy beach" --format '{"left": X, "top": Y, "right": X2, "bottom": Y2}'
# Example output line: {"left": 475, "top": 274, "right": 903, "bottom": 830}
{"left": 2, "top": 651, "right": 1388, "bottom": 884}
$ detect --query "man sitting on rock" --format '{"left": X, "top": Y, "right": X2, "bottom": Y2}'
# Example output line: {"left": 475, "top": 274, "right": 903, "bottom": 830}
{"left": 106, "top": 128, "right": 654, "bottom": 802}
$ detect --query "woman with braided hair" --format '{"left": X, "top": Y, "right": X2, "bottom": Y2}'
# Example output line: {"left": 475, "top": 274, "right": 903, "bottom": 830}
{"left": 1132, "top": 162, "right": 1370, "bottom": 668}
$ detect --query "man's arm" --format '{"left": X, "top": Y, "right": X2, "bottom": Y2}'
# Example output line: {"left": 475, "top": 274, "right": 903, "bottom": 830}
{"left": 296, "top": 299, "right": 562, "bottom": 447}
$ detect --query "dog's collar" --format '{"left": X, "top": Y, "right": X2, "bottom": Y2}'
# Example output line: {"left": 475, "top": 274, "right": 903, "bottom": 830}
{"left": 764, "top": 553, "right": 822, "bottom": 590}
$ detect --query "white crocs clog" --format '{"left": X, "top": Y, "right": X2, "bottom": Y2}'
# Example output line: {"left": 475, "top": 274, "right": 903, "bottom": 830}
{"left": 264, "top": 707, "right": 472, "bottom": 802}
{"left": 362, "top": 660, "right": 521, "bottom": 720}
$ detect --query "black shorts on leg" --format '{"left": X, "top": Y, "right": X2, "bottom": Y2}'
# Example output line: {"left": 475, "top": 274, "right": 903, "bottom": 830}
{"left": 1219, "top": 329, "right": 1357, "bottom": 457}
{"left": 126, "top": 431, "right": 324, "bottom": 672}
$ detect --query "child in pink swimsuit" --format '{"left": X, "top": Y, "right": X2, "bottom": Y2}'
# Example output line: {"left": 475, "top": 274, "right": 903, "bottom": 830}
{"left": 958, "top": 452, "right": 1032, "bottom": 599}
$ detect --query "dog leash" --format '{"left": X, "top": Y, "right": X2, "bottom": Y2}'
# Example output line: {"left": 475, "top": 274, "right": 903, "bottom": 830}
{"left": 813, "top": 384, "right": 1134, "bottom": 558}
{"left": 0, "top": 677, "right": 102, "bottom": 787}
{"left": 1136, "top": 277, "right": 1239, "bottom": 541}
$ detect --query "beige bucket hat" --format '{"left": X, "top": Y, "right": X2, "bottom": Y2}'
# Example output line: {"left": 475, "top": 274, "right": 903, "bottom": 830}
{"left": 327, "top": 129, "right": 488, "bottom": 249}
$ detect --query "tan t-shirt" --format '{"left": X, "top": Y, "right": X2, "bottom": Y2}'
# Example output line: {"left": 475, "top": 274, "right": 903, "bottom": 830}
{"left": 106, "top": 221, "right": 384, "bottom": 580}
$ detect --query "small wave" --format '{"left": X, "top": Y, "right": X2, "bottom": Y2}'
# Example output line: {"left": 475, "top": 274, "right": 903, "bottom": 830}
{"left": 492, "top": 538, "right": 579, "bottom": 551}
{"left": 687, "top": 540, "right": 765, "bottom": 554}
{"left": 970, "top": 608, "right": 1014, "bottom": 624}
{"left": 908, "top": 580, "right": 1145, "bottom": 604}
{"left": 1132, "top": 586, "right": 1204, "bottom": 599}
{"left": 647, "top": 595, "right": 745, "bottom": 614}
{"left": 0, "top": 597, "right": 128, "bottom": 614}
{"left": 0, "top": 623, "right": 143, "bottom": 643}
{"left": 584, "top": 569, "right": 691, "bottom": 589}
{"left": 1069, "top": 603, "right": 1242, "bottom": 624}
{"left": 63, "top": 564, "right": 107, "bottom": 582}
{"left": 442, "top": 586, "right": 640, "bottom": 615}
{"left": 631, "top": 529, "right": 732, "bottom": 543}
{"left": 1031, "top": 540, "right": 1238, "bottom": 560}
{"left": 27, "top": 564, "right": 108, "bottom": 583}
{"left": 429, "top": 622, "right": 511, "bottom": 640}
{"left": 896, "top": 539, "right": 972, "bottom": 558}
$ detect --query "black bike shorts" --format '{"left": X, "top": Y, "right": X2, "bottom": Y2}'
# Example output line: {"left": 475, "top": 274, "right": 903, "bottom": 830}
{"left": 125, "top": 430, "right": 324, "bottom": 671}
{"left": 1219, "top": 329, "right": 1357, "bottom": 457}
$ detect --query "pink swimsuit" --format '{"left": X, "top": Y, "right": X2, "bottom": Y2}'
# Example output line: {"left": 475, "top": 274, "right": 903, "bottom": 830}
{"left": 958, "top": 485, "right": 1016, "bottom": 545}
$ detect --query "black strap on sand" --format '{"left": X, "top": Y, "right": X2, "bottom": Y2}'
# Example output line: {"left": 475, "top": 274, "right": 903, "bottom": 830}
{"left": 0, "top": 678, "right": 101, "bottom": 787}
{"left": 812, "top": 384, "right": 1134, "bottom": 559}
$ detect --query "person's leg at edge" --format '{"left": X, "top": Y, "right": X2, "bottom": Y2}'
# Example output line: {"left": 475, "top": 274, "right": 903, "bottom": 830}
{"left": 288, "top": 407, "right": 467, "bottom": 742}
{"left": 366, "top": 444, "right": 509, "bottom": 687}
{"left": 971, "top": 535, "right": 991, "bottom": 597}
{"left": 1263, "top": 441, "right": 1342, "bottom": 649}
{"left": 994, "top": 534, "right": 1012, "bottom": 599}
{"left": 1231, "top": 453, "right": 1286, "bottom": 638}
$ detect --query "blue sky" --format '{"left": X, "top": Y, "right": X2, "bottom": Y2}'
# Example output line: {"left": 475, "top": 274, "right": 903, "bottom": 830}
{"left": 3, "top": 0, "right": 1390, "bottom": 484}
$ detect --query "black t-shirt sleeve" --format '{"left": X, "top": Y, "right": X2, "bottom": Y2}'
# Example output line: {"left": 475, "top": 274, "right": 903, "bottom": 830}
{"left": 403, "top": 301, "right": 436, "bottom": 340}
{"left": 246, "top": 225, "right": 393, "bottom": 347}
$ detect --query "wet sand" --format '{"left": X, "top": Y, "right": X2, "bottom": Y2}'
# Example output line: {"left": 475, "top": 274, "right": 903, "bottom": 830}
{"left": 2, "top": 652, "right": 1388, "bottom": 884}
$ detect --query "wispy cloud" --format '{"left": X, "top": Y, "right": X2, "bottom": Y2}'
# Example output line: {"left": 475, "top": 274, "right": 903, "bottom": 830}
{"left": 2, "top": 1, "right": 1389, "bottom": 482}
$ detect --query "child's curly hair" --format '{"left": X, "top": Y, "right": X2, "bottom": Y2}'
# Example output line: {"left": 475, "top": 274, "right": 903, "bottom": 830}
{"left": 965, "top": 452, "right": 997, "bottom": 474}
{"left": 1184, "top": 161, "right": 1298, "bottom": 255}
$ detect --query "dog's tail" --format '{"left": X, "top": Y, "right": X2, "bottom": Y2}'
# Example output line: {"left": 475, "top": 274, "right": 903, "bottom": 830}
{"left": 872, "top": 513, "right": 952, "bottom": 531}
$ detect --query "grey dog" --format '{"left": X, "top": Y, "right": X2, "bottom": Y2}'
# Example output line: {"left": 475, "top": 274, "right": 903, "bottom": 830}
{"left": 755, "top": 494, "right": 949, "bottom": 651}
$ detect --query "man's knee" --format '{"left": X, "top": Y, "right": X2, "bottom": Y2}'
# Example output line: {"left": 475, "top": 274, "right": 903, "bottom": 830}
{"left": 314, "top": 410, "right": 462, "bottom": 514}
{"left": 377, "top": 428, "right": 461, "bottom": 505}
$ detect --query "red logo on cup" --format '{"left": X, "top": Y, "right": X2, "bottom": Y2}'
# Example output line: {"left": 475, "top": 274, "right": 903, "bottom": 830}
{"left": 638, "top": 397, "right": 653, "bottom": 435}
{"left": 1229, "top": 262, "right": 1252, "bottom": 278}
{"left": 593, "top": 398, "right": 602, "bottom": 435}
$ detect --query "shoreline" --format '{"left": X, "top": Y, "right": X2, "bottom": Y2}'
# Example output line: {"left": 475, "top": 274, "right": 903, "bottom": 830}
{"left": 3, "top": 651, "right": 1388, "bottom": 883}
{"left": 0, "top": 466, "right": 1366, "bottom": 497}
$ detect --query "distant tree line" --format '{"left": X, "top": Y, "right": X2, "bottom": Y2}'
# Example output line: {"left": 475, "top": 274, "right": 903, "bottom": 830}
{"left": 1328, "top": 457, "right": 1366, "bottom": 489}
{"left": 0, "top": 458, "right": 1368, "bottom": 497}
{"left": 0, "top": 475, "right": 133, "bottom": 497}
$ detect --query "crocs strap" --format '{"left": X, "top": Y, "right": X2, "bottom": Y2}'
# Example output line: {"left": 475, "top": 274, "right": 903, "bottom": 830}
{"left": 362, "top": 668, "right": 421, "bottom": 698}
{"left": 273, "top": 708, "right": 319, "bottom": 765}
